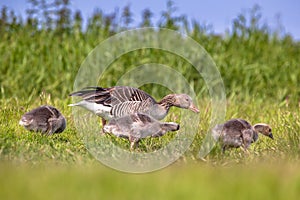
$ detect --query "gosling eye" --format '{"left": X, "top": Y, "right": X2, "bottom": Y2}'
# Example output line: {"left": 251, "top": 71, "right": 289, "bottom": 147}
{"left": 269, "top": 128, "right": 272, "bottom": 132}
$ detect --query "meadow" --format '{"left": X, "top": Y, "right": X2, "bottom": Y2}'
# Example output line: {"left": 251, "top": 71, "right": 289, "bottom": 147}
{"left": 1, "top": 1, "right": 300, "bottom": 199}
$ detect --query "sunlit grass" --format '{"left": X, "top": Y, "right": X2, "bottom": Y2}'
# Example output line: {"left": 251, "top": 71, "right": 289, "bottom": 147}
{"left": 1, "top": 96, "right": 299, "bottom": 164}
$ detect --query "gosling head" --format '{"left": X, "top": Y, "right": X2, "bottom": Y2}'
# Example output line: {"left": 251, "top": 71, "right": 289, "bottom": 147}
{"left": 253, "top": 123, "right": 273, "bottom": 139}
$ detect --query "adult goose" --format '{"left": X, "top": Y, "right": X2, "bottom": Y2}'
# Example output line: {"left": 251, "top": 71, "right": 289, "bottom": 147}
{"left": 212, "top": 118, "right": 273, "bottom": 152}
{"left": 103, "top": 113, "right": 180, "bottom": 150}
{"left": 69, "top": 86, "right": 199, "bottom": 126}
{"left": 19, "top": 105, "right": 66, "bottom": 135}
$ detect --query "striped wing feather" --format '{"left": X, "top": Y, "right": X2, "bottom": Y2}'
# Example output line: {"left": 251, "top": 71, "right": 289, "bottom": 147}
{"left": 111, "top": 98, "right": 155, "bottom": 117}
{"left": 70, "top": 86, "right": 156, "bottom": 109}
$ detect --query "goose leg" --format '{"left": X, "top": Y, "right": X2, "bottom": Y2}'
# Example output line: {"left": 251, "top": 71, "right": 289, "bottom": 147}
{"left": 222, "top": 145, "right": 227, "bottom": 154}
{"left": 102, "top": 118, "right": 107, "bottom": 127}
{"left": 130, "top": 141, "right": 136, "bottom": 151}
{"left": 100, "top": 118, "right": 107, "bottom": 135}
{"left": 129, "top": 136, "right": 139, "bottom": 151}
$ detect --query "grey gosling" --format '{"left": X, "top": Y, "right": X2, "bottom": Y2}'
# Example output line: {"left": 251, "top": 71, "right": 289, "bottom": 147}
{"left": 69, "top": 86, "right": 199, "bottom": 126}
{"left": 103, "top": 113, "right": 180, "bottom": 150}
{"left": 19, "top": 105, "right": 66, "bottom": 135}
{"left": 212, "top": 118, "right": 273, "bottom": 152}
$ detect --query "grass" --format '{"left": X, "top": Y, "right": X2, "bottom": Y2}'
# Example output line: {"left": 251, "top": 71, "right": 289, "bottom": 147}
{"left": 1, "top": 95, "right": 300, "bottom": 199}
{"left": 1, "top": 3, "right": 300, "bottom": 199}
{"left": 1, "top": 162, "right": 300, "bottom": 200}
{"left": 2, "top": 96, "right": 299, "bottom": 164}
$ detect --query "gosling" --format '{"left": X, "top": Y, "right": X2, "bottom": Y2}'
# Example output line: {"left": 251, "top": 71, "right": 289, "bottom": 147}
{"left": 212, "top": 118, "right": 273, "bottom": 152}
{"left": 19, "top": 105, "right": 66, "bottom": 135}
{"left": 103, "top": 113, "right": 180, "bottom": 150}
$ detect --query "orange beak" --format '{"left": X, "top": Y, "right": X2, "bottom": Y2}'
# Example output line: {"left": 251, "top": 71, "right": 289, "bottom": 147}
{"left": 189, "top": 103, "right": 200, "bottom": 113}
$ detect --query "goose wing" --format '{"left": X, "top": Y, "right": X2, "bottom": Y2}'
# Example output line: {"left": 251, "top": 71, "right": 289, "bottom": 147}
{"left": 70, "top": 86, "right": 156, "bottom": 107}
{"left": 69, "top": 86, "right": 113, "bottom": 106}
{"left": 241, "top": 129, "right": 255, "bottom": 148}
{"left": 222, "top": 119, "right": 252, "bottom": 136}
{"left": 21, "top": 106, "right": 56, "bottom": 124}
{"left": 111, "top": 98, "right": 156, "bottom": 117}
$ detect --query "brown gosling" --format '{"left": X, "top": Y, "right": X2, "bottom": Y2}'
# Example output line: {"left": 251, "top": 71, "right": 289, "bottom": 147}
{"left": 19, "top": 105, "right": 66, "bottom": 135}
{"left": 103, "top": 113, "right": 180, "bottom": 150}
{"left": 212, "top": 118, "right": 273, "bottom": 153}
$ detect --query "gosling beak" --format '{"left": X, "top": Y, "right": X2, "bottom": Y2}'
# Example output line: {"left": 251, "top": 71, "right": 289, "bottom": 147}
{"left": 189, "top": 103, "right": 200, "bottom": 113}
{"left": 176, "top": 124, "right": 180, "bottom": 131}
{"left": 268, "top": 133, "right": 274, "bottom": 139}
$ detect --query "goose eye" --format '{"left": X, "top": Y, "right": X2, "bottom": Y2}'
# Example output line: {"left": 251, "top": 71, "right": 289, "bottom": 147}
{"left": 269, "top": 128, "right": 272, "bottom": 132}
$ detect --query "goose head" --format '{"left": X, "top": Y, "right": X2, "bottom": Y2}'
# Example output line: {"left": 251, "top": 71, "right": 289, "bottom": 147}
{"left": 253, "top": 123, "right": 273, "bottom": 139}
{"left": 162, "top": 94, "right": 199, "bottom": 113}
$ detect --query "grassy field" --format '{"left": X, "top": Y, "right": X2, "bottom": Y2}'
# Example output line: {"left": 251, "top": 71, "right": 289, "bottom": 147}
{"left": 1, "top": 96, "right": 300, "bottom": 199}
{"left": 1, "top": 2, "right": 300, "bottom": 199}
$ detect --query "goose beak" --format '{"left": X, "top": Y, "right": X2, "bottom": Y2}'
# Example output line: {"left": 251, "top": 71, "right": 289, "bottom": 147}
{"left": 268, "top": 133, "right": 274, "bottom": 139}
{"left": 189, "top": 104, "right": 199, "bottom": 113}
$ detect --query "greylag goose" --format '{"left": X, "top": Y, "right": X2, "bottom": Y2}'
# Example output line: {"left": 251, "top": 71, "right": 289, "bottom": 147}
{"left": 103, "top": 113, "right": 180, "bottom": 150}
{"left": 69, "top": 86, "right": 199, "bottom": 126}
{"left": 19, "top": 105, "right": 66, "bottom": 135}
{"left": 212, "top": 119, "right": 273, "bottom": 152}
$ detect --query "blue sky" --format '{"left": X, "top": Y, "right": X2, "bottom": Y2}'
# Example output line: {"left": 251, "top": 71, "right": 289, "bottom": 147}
{"left": 1, "top": 0, "right": 300, "bottom": 40}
